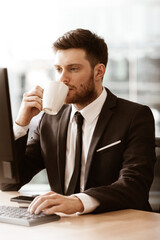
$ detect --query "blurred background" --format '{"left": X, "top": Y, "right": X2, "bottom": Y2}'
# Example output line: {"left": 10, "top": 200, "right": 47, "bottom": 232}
{"left": 0, "top": 0, "right": 160, "bottom": 187}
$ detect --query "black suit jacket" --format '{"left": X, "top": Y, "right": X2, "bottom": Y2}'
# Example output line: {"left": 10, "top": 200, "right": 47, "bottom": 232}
{"left": 1, "top": 88, "right": 156, "bottom": 213}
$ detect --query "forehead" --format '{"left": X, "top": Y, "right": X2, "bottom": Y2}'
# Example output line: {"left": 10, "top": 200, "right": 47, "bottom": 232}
{"left": 54, "top": 48, "right": 89, "bottom": 66}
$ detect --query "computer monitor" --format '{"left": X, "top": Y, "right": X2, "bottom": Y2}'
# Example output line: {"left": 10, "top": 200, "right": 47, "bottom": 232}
{"left": 0, "top": 68, "right": 19, "bottom": 184}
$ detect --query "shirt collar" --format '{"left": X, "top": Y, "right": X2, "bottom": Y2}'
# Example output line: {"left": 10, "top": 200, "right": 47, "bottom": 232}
{"left": 70, "top": 88, "right": 107, "bottom": 124}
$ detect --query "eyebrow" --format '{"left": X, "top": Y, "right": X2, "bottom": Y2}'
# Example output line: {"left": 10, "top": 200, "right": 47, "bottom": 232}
{"left": 54, "top": 64, "right": 83, "bottom": 68}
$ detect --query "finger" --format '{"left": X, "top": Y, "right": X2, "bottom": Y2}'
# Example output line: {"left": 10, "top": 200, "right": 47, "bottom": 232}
{"left": 28, "top": 194, "right": 58, "bottom": 213}
{"left": 23, "top": 95, "right": 42, "bottom": 105}
{"left": 28, "top": 195, "right": 42, "bottom": 212}
{"left": 35, "top": 85, "right": 44, "bottom": 93}
{"left": 24, "top": 86, "right": 43, "bottom": 99}
{"left": 24, "top": 101, "right": 42, "bottom": 112}
{"left": 34, "top": 199, "right": 60, "bottom": 214}
{"left": 33, "top": 85, "right": 44, "bottom": 95}
{"left": 28, "top": 193, "right": 54, "bottom": 211}
{"left": 29, "top": 197, "right": 60, "bottom": 214}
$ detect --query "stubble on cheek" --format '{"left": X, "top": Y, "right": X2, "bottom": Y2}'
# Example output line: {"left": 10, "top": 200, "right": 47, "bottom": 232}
{"left": 64, "top": 74, "right": 96, "bottom": 105}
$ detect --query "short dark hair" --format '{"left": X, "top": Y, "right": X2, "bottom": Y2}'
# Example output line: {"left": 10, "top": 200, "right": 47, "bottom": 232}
{"left": 53, "top": 28, "right": 108, "bottom": 68}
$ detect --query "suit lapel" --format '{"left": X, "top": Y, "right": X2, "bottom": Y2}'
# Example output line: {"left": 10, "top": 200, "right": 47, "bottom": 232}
{"left": 84, "top": 88, "right": 117, "bottom": 187}
{"left": 57, "top": 105, "right": 71, "bottom": 194}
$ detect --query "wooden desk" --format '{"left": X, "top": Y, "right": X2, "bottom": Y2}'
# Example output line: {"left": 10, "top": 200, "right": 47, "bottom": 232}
{"left": 0, "top": 191, "right": 160, "bottom": 240}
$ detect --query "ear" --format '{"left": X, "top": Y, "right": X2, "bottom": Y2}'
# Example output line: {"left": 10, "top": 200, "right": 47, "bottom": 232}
{"left": 94, "top": 64, "right": 106, "bottom": 81}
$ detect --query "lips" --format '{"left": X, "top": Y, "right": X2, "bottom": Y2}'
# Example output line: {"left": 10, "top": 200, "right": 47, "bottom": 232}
{"left": 67, "top": 85, "right": 75, "bottom": 91}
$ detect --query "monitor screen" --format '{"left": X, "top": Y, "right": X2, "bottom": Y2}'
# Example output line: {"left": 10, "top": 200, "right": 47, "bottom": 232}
{"left": 0, "top": 68, "right": 19, "bottom": 184}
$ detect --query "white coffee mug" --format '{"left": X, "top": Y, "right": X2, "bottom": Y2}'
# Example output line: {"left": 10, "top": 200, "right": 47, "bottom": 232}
{"left": 43, "top": 81, "right": 69, "bottom": 115}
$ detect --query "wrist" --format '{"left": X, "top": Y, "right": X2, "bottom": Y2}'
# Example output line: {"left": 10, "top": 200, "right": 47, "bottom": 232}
{"left": 15, "top": 121, "right": 27, "bottom": 127}
{"left": 15, "top": 116, "right": 30, "bottom": 127}
{"left": 70, "top": 195, "right": 84, "bottom": 213}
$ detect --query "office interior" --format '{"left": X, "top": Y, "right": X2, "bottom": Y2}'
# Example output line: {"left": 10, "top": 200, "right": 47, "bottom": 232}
{"left": 0, "top": 0, "right": 160, "bottom": 188}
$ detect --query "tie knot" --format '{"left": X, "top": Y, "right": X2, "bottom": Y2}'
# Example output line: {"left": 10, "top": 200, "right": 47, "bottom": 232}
{"left": 75, "top": 112, "right": 84, "bottom": 127}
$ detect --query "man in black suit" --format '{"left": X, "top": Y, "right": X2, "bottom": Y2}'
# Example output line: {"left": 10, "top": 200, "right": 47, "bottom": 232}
{"left": 4, "top": 29, "right": 156, "bottom": 215}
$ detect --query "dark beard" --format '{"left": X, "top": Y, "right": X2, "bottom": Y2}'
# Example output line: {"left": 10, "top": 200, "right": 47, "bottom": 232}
{"left": 65, "top": 75, "right": 98, "bottom": 106}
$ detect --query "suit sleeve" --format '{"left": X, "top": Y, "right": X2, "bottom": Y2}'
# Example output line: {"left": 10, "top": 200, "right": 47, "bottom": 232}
{"left": 84, "top": 105, "right": 156, "bottom": 213}
{"left": 0, "top": 121, "right": 44, "bottom": 191}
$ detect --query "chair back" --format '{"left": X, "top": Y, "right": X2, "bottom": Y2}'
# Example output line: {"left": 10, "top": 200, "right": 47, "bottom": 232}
{"left": 149, "top": 137, "right": 160, "bottom": 212}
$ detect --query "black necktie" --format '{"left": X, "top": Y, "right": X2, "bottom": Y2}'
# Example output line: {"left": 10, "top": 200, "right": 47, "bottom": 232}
{"left": 66, "top": 112, "right": 84, "bottom": 195}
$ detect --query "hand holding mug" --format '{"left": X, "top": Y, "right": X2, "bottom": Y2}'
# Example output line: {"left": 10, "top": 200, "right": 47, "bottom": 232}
{"left": 16, "top": 85, "right": 43, "bottom": 126}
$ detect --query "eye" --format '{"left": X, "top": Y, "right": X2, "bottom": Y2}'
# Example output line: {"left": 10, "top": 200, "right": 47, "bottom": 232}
{"left": 55, "top": 67, "right": 62, "bottom": 73}
{"left": 70, "top": 67, "right": 78, "bottom": 72}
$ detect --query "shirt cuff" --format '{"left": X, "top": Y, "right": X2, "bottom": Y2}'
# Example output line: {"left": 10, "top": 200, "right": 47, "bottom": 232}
{"left": 13, "top": 122, "right": 29, "bottom": 140}
{"left": 74, "top": 193, "right": 100, "bottom": 214}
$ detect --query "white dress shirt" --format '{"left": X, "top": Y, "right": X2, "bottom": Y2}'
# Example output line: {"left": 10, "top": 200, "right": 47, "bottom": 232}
{"left": 14, "top": 88, "right": 107, "bottom": 214}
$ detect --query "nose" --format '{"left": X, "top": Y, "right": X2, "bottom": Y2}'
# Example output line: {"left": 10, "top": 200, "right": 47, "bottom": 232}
{"left": 59, "top": 70, "right": 70, "bottom": 84}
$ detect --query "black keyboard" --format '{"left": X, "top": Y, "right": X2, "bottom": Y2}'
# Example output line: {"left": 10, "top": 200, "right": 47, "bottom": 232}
{"left": 0, "top": 205, "right": 60, "bottom": 226}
